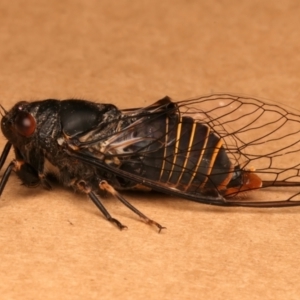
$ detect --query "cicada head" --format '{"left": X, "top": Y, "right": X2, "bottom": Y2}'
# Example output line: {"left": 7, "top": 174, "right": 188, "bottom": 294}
{"left": 1, "top": 101, "right": 37, "bottom": 146}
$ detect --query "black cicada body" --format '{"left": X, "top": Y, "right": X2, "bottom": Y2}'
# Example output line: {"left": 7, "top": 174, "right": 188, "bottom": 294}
{"left": 1, "top": 94, "right": 300, "bottom": 231}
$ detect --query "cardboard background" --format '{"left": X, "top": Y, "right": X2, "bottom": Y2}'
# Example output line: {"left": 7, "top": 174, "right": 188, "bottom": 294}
{"left": 1, "top": 1, "right": 300, "bottom": 299}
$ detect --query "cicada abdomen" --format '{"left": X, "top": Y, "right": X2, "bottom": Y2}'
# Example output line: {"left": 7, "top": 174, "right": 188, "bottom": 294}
{"left": 156, "top": 115, "right": 262, "bottom": 197}
{"left": 96, "top": 97, "right": 262, "bottom": 198}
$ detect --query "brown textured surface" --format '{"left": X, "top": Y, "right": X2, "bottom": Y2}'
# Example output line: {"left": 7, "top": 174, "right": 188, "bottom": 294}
{"left": 1, "top": 1, "right": 300, "bottom": 299}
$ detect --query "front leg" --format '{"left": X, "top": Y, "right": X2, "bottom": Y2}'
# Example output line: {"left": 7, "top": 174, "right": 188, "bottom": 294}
{"left": 0, "top": 158, "right": 41, "bottom": 197}
{"left": 14, "top": 159, "right": 40, "bottom": 187}
{"left": 14, "top": 146, "right": 51, "bottom": 189}
{"left": 0, "top": 144, "right": 50, "bottom": 196}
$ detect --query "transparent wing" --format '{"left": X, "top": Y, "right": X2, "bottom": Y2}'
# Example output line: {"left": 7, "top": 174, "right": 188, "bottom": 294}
{"left": 177, "top": 95, "right": 300, "bottom": 181}
{"left": 67, "top": 94, "right": 300, "bottom": 205}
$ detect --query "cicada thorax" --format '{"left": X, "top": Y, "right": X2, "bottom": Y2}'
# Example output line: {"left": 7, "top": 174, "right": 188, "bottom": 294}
{"left": 114, "top": 111, "right": 262, "bottom": 197}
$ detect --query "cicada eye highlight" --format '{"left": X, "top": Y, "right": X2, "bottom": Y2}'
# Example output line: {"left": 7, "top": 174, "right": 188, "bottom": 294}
{"left": 15, "top": 111, "right": 36, "bottom": 137}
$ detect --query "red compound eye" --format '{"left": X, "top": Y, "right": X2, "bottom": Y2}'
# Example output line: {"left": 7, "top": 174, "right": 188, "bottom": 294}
{"left": 15, "top": 111, "right": 36, "bottom": 137}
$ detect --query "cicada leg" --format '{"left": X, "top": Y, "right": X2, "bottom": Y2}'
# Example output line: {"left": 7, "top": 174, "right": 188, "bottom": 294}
{"left": 0, "top": 141, "right": 12, "bottom": 170}
{"left": 0, "top": 142, "right": 14, "bottom": 196}
{"left": 0, "top": 142, "right": 42, "bottom": 195}
{"left": 0, "top": 161, "right": 15, "bottom": 196}
{"left": 0, "top": 159, "right": 42, "bottom": 195}
{"left": 73, "top": 180, "right": 165, "bottom": 232}
{"left": 99, "top": 180, "right": 166, "bottom": 232}
{"left": 74, "top": 179, "right": 128, "bottom": 230}
{"left": 88, "top": 191, "right": 128, "bottom": 230}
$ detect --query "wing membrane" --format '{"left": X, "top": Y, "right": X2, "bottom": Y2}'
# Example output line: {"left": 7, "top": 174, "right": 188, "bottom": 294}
{"left": 66, "top": 94, "right": 300, "bottom": 205}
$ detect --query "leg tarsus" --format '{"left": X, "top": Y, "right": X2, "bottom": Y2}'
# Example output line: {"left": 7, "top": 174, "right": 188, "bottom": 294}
{"left": 88, "top": 191, "right": 128, "bottom": 230}
{"left": 142, "top": 218, "right": 166, "bottom": 233}
{"left": 107, "top": 216, "right": 128, "bottom": 230}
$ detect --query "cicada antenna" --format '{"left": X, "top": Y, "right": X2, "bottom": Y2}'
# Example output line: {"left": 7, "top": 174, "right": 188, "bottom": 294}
{"left": 0, "top": 104, "right": 8, "bottom": 117}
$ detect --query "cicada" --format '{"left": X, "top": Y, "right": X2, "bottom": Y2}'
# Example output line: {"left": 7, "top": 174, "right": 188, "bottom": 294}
{"left": 1, "top": 94, "right": 300, "bottom": 231}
